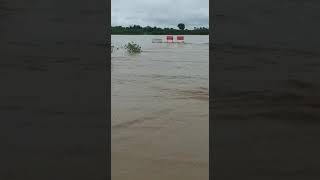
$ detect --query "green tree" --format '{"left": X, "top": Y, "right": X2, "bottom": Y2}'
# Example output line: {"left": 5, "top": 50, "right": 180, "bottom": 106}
{"left": 177, "top": 23, "right": 185, "bottom": 30}
{"left": 111, "top": 25, "right": 208, "bottom": 35}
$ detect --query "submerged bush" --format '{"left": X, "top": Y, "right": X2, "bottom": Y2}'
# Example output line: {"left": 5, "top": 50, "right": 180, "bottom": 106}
{"left": 124, "top": 42, "right": 142, "bottom": 54}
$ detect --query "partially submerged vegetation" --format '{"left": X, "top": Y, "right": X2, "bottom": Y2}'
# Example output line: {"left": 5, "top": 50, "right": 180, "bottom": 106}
{"left": 111, "top": 42, "right": 142, "bottom": 55}
{"left": 124, "top": 42, "right": 142, "bottom": 54}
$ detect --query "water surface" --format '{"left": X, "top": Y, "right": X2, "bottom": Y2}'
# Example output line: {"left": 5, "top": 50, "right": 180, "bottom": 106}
{"left": 112, "top": 35, "right": 208, "bottom": 180}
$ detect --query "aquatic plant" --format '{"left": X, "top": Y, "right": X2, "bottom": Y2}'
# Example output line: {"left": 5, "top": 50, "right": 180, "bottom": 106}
{"left": 124, "top": 42, "right": 142, "bottom": 54}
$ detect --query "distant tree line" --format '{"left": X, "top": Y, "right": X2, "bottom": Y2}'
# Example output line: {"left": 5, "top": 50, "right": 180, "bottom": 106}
{"left": 111, "top": 24, "right": 209, "bottom": 35}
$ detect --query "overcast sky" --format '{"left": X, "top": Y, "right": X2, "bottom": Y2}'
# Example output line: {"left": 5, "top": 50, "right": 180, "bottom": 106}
{"left": 111, "top": 0, "right": 208, "bottom": 29}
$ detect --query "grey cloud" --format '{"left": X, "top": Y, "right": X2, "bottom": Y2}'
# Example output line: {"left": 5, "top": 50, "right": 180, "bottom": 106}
{"left": 111, "top": 0, "right": 208, "bottom": 28}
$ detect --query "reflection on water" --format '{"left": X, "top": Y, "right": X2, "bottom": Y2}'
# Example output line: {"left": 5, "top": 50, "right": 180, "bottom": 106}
{"left": 111, "top": 35, "right": 208, "bottom": 180}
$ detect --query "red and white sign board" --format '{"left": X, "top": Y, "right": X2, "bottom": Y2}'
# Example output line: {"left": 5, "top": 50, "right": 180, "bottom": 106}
{"left": 177, "top": 36, "right": 184, "bottom": 40}
{"left": 166, "top": 35, "right": 174, "bottom": 42}
{"left": 177, "top": 36, "right": 184, "bottom": 43}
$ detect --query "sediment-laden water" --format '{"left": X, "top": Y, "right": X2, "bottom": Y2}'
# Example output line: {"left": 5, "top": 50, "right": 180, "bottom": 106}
{"left": 111, "top": 35, "right": 209, "bottom": 180}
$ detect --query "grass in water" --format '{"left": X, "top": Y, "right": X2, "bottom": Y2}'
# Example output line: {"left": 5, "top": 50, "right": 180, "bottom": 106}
{"left": 124, "top": 42, "right": 142, "bottom": 54}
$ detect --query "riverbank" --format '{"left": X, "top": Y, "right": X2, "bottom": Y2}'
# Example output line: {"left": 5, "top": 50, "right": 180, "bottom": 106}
{"left": 111, "top": 26, "right": 209, "bottom": 35}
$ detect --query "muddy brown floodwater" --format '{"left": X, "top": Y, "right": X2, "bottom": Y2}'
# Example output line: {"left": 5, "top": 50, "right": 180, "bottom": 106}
{"left": 111, "top": 35, "right": 209, "bottom": 180}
